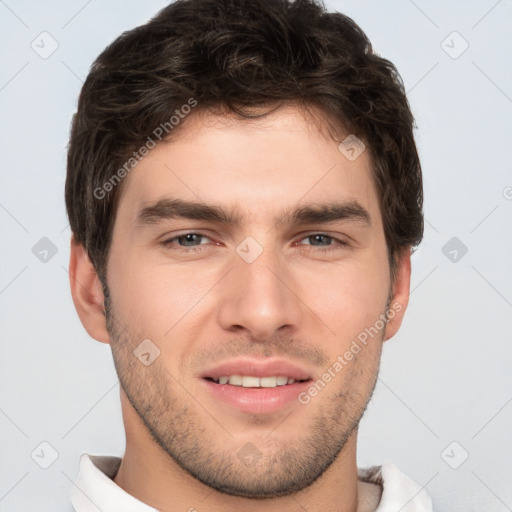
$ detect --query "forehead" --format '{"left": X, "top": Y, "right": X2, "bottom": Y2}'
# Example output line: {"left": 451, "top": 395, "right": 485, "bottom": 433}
{"left": 116, "top": 105, "right": 380, "bottom": 226}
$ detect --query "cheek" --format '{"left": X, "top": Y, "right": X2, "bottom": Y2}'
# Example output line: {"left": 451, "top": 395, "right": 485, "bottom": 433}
{"left": 302, "top": 258, "right": 390, "bottom": 344}
{"left": 109, "top": 255, "right": 218, "bottom": 340}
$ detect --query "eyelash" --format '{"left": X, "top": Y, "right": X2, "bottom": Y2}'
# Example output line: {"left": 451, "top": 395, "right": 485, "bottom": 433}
{"left": 160, "top": 232, "right": 349, "bottom": 253}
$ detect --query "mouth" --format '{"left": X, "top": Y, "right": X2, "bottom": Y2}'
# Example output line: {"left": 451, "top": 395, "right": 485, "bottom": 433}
{"left": 198, "top": 359, "right": 314, "bottom": 414}
{"left": 204, "top": 375, "right": 310, "bottom": 387}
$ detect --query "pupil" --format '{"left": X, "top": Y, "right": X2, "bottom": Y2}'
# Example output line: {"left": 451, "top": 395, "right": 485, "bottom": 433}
{"left": 312, "top": 235, "right": 329, "bottom": 246}
{"left": 181, "top": 234, "right": 200, "bottom": 246}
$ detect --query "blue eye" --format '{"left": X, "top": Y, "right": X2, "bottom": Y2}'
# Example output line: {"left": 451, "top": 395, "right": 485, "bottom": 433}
{"left": 175, "top": 233, "right": 208, "bottom": 246}
{"left": 296, "top": 234, "right": 349, "bottom": 252}
{"left": 161, "top": 232, "right": 212, "bottom": 252}
{"left": 160, "top": 232, "right": 349, "bottom": 253}
{"left": 300, "top": 234, "right": 335, "bottom": 246}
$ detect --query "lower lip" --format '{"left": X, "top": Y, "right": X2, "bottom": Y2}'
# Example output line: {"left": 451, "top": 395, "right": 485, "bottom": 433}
{"left": 200, "top": 379, "right": 311, "bottom": 414}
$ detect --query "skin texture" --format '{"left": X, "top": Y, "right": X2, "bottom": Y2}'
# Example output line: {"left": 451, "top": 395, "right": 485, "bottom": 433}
{"left": 69, "top": 105, "right": 411, "bottom": 512}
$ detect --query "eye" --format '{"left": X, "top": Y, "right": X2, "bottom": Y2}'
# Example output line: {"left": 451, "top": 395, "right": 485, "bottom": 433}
{"left": 296, "top": 233, "right": 349, "bottom": 251}
{"left": 159, "top": 231, "right": 350, "bottom": 254}
{"left": 160, "top": 232, "right": 213, "bottom": 252}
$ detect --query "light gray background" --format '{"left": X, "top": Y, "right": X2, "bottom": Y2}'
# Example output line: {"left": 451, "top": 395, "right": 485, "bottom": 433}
{"left": 1, "top": 1, "right": 511, "bottom": 510}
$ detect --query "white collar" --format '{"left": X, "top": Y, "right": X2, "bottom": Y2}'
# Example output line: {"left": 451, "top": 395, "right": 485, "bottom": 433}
{"left": 367, "top": 462, "right": 433, "bottom": 511}
{"left": 70, "top": 453, "right": 157, "bottom": 511}
{"left": 71, "top": 453, "right": 433, "bottom": 511}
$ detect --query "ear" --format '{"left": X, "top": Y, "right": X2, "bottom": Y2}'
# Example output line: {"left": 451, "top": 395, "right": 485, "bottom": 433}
{"left": 68, "top": 235, "right": 110, "bottom": 344}
{"left": 383, "top": 248, "right": 411, "bottom": 342}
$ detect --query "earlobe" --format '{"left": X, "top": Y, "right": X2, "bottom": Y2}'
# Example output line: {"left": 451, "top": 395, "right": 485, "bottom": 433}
{"left": 383, "top": 248, "right": 411, "bottom": 342}
{"left": 68, "top": 235, "right": 111, "bottom": 344}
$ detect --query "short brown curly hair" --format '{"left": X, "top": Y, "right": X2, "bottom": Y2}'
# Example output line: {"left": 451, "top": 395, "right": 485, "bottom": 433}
{"left": 65, "top": 0, "right": 423, "bottom": 286}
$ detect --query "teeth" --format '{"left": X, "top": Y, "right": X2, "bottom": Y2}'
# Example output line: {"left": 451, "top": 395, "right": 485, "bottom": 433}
{"left": 242, "top": 376, "right": 260, "bottom": 387}
{"left": 214, "top": 375, "right": 301, "bottom": 388}
{"left": 228, "top": 375, "right": 243, "bottom": 386}
{"left": 260, "top": 377, "right": 277, "bottom": 387}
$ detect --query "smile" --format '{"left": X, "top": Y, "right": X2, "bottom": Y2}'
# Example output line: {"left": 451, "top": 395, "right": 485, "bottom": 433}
{"left": 207, "top": 375, "right": 309, "bottom": 387}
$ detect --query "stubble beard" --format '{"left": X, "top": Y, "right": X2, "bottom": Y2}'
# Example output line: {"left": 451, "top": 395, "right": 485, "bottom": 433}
{"left": 103, "top": 286, "right": 384, "bottom": 498}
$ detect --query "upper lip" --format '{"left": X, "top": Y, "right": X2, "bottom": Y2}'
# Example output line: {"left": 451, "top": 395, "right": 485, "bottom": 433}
{"left": 199, "top": 358, "right": 313, "bottom": 381}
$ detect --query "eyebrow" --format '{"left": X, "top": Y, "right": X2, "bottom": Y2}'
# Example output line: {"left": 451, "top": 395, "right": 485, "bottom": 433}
{"left": 135, "top": 197, "right": 371, "bottom": 228}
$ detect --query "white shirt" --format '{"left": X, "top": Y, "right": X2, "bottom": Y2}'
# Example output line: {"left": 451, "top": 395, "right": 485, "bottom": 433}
{"left": 71, "top": 453, "right": 433, "bottom": 511}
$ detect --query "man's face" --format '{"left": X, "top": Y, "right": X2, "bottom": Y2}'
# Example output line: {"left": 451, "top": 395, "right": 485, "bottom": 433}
{"left": 104, "top": 106, "right": 397, "bottom": 498}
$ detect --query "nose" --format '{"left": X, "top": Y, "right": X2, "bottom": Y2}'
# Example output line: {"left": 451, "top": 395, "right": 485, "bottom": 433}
{"left": 216, "top": 242, "right": 303, "bottom": 342}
